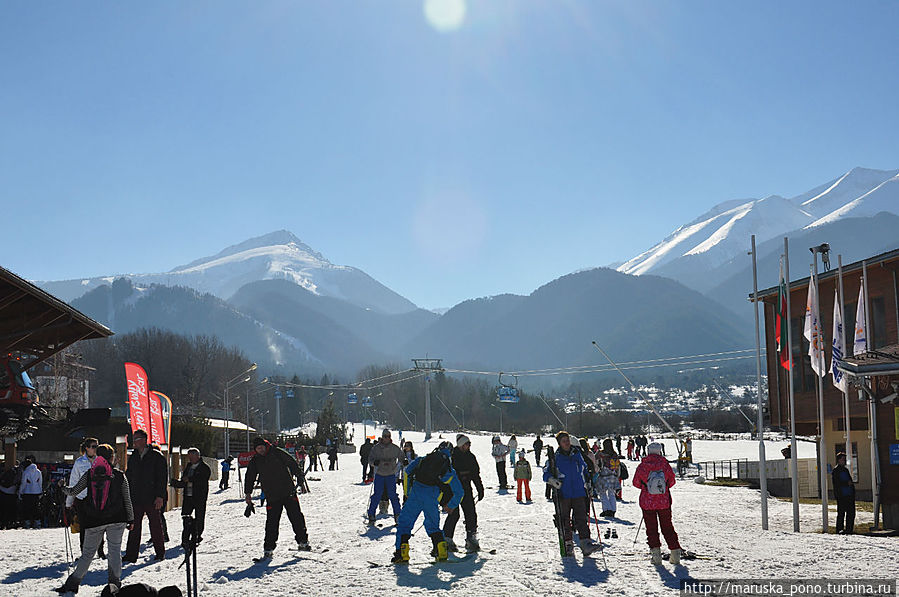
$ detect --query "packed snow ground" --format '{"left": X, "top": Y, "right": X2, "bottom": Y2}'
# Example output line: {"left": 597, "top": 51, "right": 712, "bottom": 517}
{"left": 1, "top": 425, "right": 893, "bottom": 596}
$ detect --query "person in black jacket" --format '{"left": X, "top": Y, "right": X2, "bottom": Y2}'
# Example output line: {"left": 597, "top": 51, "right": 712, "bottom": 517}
{"left": 244, "top": 437, "right": 310, "bottom": 559}
{"left": 832, "top": 452, "right": 856, "bottom": 534}
{"left": 359, "top": 438, "right": 373, "bottom": 482}
{"left": 123, "top": 430, "right": 168, "bottom": 563}
{"left": 533, "top": 436, "right": 544, "bottom": 467}
{"left": 171, "top": 447, "right": 211, "bottom": 551}
{"left": 442, "top": 434, "right": 485, "bottom": 552}
{"left": 55, "top": 444, "right": 134, "bottom": 595}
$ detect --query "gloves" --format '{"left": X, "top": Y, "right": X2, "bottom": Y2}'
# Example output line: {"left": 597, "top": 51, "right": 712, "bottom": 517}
{"left": 547, "top": 477, "right": 563, "bottom": 490}
{"left": 477, "top": 489, "right": 484, "bottom": 502}
{"left": 244, "top": 503, "right": 256, "bottom": 517}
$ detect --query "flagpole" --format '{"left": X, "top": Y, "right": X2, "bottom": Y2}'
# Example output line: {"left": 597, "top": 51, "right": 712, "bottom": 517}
{"left": 810, "top": 259, "right": 828, "bottom": 532}
{"left": 862, "top": 261, "right": 881, "bottom": 530}
{"left": 784, "top": 237, "right": 800, "bottom": 532}
{"left": 751, "top": 235, "right": 768, "bottom": 530}
{"left": 837, "top": 256, "right": 852, "bottom": 481}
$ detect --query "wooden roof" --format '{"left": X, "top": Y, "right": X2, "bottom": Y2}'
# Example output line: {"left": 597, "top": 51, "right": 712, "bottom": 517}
{"left": 0, "top": 265, "right": 113, "bottom": 367}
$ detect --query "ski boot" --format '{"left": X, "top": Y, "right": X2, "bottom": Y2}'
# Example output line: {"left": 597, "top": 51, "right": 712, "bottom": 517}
{"left": 367, "top": 513, "right": 375, "bottom": 526}
{"left": 391, "top": 536, "right": 411, "bottom": 564}
{"left": 610, "top": 529, "right": 617, "bottom": 539}
{"left": 464, "top": 532, "right": 480, "bottom": 552}
{"left": 650, "top": 547, "right": 663, "bottom": 565}
{"left": 604, "top": 528, "right": 611, "bottom": 539}
{"left": 444, "top": 536, "right": 458, "bottom": 552}
{"left": 429, "top": 532, "right": 448, "bottom": 562}
{"left": 579, "top": 538, "right": 599, "bottom": 556}
{"left": 379, "top": 500, "right": 389, "bottom": 515}
{"left": 669, "top": 548, "right": 681, "bottom": 565}
{"left": 53, "top": 578, "right": 79, "bottom": 594}
{"left": 563, "top": 540, "right": 575, "bottom": 557}
{"left": 296, "top": 541, "right": 311, "bottom": 552}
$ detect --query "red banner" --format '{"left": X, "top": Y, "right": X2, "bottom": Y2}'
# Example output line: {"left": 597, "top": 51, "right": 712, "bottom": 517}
{"left": 125, "top": 362, "right": 151, "bottom": 436}
{"left": 237, "top": 451, "right": 255, "bottom": 468}
{"left": 153, "top": 391, "right": 173, "bottom": 447}
{"left": 147, "top": 391, "right": 166, "bottom": 447}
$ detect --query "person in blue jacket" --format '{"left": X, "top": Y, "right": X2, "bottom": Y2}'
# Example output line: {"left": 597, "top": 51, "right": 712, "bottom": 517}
{"left": 220, "top": 456, "right": 233, "bottom": 490}
{"left": 392, "top": 441, "right": 463, "bottom": 564}
{"left": 543, "top": 431, "right": 599, "bottom": 556}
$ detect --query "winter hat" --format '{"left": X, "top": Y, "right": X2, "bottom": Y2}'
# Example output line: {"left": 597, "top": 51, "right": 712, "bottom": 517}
{"left": 554, "top": 431, "right": 570, "bottom": 443}
{"left": 381, "top": 429, "right": 392, "bottom": 439}
{"left": 492, "top": 436, "right": 500, "bottom": 443}
{"left": 253, "top": 437, "right": 268, "bottom": 449}
{"left": 456, "top": 434, "right": 471, "bottom": 448}
{"left": 647, "top": 442, "right": 662, "bottom": 455}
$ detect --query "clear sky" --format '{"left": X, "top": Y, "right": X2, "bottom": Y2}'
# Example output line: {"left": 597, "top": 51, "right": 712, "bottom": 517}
{"left": 2, "top": 1, "right": 898, "bottom": 309}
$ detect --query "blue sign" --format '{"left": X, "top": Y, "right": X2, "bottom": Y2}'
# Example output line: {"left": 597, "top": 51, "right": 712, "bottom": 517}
{"left": 497, "top": 386, "right": 520, "bottom": 403}
{"left": 890, "top": 444, "right": 899, "bottom": 465}
{"left": 286, "top": 389, "right": 295, "bottom": 399}
{"left": 347, "top": 393, "right": 358, "bottom": 404}
{"left": 362, "top": 395, "right": 373, "bottom": 407}
{"left": 274, "top": 390, "right": 283, "bottom": 400}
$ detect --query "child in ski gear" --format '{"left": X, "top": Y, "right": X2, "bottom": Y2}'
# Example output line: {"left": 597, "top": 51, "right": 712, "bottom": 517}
{"left": 360, "top": 438, "right": 373, "bottom": 482}
{"left": 491, "top": 436, "right": 510, "bottom": 489}
{"left": 219, "top": 457, "right": 232, "bottom": 490}
{"left": 367, "top": 429, "right": 404, "bottom": 524}
{"left": 514, "top": 450, "right": 532, "bottom": 502}
{"left": 56, "top": 444, "right": 134, "bottom": 595}
{"left": 597, "top": 439, "right": 620, "bottom": 517}
{"left": 633, "top": 442, "right": 681, "bottom": 565}
{"left": 393, "top": 442, "right": 463, "bottom": 563}
{"left": 443, "top": 434, "right": 484, "bottom": 552}
{"left": 832, "top": 452, "right": 855, "bottom": 534}
{"left": 18, "top": 456, "right": 43, "bottom": 528}
{"left": 627, "top": 438, "right": 635, "bottom": 460}
{"left": 170, "top": 447, "right": 211, "bottom": 551}
{"left": 533, "top": 436, "right": 543, "bottom": 466}
{"left": 123, "top": 431, "right": 168, "bottom": 563}
{"left": 508, "top": 435, "right": 518, "bottom": 467}
{"left": 244, "top": 437, "right": 310, "bottom": 558}
{"left": 543, "top": 432, "right": 598, "bottom": 556}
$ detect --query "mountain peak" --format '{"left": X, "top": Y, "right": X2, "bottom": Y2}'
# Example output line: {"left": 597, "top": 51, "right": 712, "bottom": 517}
{"left": 172, "top": 230, "right": 327, "bottom": 272}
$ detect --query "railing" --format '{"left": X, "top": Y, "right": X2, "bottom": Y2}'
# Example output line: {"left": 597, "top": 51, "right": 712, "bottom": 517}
{"left": 689, "top": 458, "right": 750, "bottom": 480}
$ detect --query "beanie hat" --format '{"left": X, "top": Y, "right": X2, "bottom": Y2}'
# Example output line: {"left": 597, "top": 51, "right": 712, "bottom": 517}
{"left": 253, "top": 437, "right": 268, "bottom": 449}
{"left": 647, "top": 442, "right": 662, "bottom": 455}
{"left": 457, "top": 434, "right": 471, "bottom": 448}
{"left": 381, "top": 428, "right": 391, "bottom": 438}
{"left": 555, "top": 430, "right": 570, "bottom": 442}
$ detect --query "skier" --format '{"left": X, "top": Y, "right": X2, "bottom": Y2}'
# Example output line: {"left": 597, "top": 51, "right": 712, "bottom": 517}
{"left": 514, "top": 450, "right": 532, "bottom": 503}
{"left": 508, "top": 435, "right": 518, "bottom": 467}
{"left": 832, "top": 452, "right": 855, "bottom": 534}
{"left": 627, "top": 438, "right": 635, "bottom": 461}
{"left": 442, "top": 434, "right": 484, "bottom": 552}
{"left": 596, "top": 439, "right": 620, "bottom": 517}
{"left": 18, "top": 456, "right": 43, "bottom": 529}
{"left": 684, "top": 436, "right": 693, "bottom": 464}
{"left": 491, "top": 436, "right": 510, "bottom": 490}
{"left": 533, "top": 436, "right": 543, "bottom": 467}
{"left": 392, "top": 442, "right": 463, "bottom": 564}
{"left": 170, "top": 447, "right": 211, "bottom": 552}
{"left": 366, "top": 429, "right": 403, "bottom": 525}
{"left": 66, "top": 438, "right": 105, "bottom": 558}
{"left": 219, "top": 457, "right": 232, "bottom": 490}
{"left": 308, "top": 445, "right": 319, "bottom": 472}
{"left": 359, "top": 438, "right": 373, "bottom": 483}
{"left": 244, "top": 437, "right": 310, "bottom": 559}
{"left": 55, "top": 444, "right": 133, "bottom": 595}
{"left": 632, "top": 442, "right": 681, "bottom": 565}
{"left": 543, "top": 432, "right": 599, "bottom": 556}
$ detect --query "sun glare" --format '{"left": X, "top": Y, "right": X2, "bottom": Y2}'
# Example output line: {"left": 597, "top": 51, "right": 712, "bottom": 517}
{"left": 424, "top": 0, "right": 467, "bottom": 33}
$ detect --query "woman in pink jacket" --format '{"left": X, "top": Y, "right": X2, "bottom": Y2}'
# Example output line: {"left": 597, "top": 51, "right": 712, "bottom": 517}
{"left": 632, "top": 442, "right": 681, "bottom": 565}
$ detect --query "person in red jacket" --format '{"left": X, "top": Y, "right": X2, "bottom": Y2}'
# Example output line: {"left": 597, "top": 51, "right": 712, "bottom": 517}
{"left": 632, "top": 442, "right": 681, "bottom": 565}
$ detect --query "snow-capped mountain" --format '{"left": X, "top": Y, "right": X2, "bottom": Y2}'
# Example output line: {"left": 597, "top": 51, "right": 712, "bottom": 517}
{"left": 37, "top": 230, "right": 419, "bottom": 315}
{"left": 617, "top": 166, "right": 899, "bottom": 292}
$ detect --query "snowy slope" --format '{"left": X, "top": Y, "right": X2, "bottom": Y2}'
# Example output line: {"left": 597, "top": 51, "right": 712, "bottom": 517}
{"left": 617, "top": 166, "right": 899, "bottom": 287}
{"left": 37, "top": 231, "right": 418, "bottom": 315}
{"left": 1, "top": 425, "right": 889, "bottom": 597}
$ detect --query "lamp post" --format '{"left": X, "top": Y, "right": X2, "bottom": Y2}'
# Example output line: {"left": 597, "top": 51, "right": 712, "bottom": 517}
{"left": 455, "top": 406, "right": 465, "bottom": 429}
{"left": 408, "top": 410, "right": 417, "bottom": 431}
{"left": 224, "top": 363, "right": 257, "bottom": 457}
{"left": 491, "top": 404, "right": 502, "bottom": 435}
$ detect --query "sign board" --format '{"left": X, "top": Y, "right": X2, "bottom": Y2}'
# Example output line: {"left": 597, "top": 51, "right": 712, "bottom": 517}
{"left": 238, "top": 451, "right": 255, "bottom": 468}
{"left": 890, "top": 444, "right": 899, "bottom": 466}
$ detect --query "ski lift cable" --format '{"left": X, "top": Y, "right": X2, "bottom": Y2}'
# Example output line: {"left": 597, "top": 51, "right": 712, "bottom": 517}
{"left": 505, "top": 348, "right": 763, "bottom": 375}
{"left": 268, "top": 370, "right": 423, "bottom": 392}
{"left": 707, "top": 377, "right": 756, "bottom": 430}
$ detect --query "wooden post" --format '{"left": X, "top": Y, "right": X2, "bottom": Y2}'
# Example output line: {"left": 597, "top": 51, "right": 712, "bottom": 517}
{"left": 3, "top": 438, "right": 16, "bottom": 470}
{"left": 115, "top": 436, "right": 128, "bottom": 471}
{"left": 171, "top": 447, "right": 181, "bottom": 508}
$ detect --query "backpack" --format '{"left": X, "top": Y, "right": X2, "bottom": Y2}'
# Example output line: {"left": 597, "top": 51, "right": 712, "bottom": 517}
{"left": 81, "top": 468, "right": 123, "bottom": 522}
{"left": 411, "top": 450, "right": 451, "bottom": 487}
{"left": 618, "top": 462, "right": 629, "bottom": 480}
{"left": 646, "top": 469, "right": 667, "bottom": 495}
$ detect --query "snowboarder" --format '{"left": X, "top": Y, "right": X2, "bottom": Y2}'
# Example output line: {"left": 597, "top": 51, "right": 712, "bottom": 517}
{"left": 543, "top": 432, "right": 599, "bottom": 556}
{"left": 442, "top": 434, "right": 484, "bottom": 552}
{"left": 533, "top": 436, "right": 544, "bottom": 467}
{"left": 596, "top": 439, "right": 620, "bottom": 517}
{"left": 508, "top": 435, "right": 518, "bottom": 467}
{"left": 244, "top": 437, "right": 310, "bottom": 559}
{"left": 366, "top": 429, "right": 403, "bottom": 525}
{"left": 491, "top": 436, "right": 510, "bottom": 489}
{"left": 18, "top": 456, "right": 43, "bottom": 529}
{"left": 123, "top": 430, "right": 168, "bottom": 563}
{"left": 392, "top": 442, "right": 463, "bottom": 564}
{"left": 514, "top": 450, "right": 532, "bottom": 503}
{"left": 359, "top": 438, "right": 373, "bottom": 483}
{"left": 219, "top": 457, "right": 232, "bottom": 490}
{"left": 170, "top": 447, "right": 211, "bottom": 551}
{"left": 633, "top": 442, "right": 681, "bottom": 565}
{"left": 56, "top": 444, "right": 134, "bottom": 595}
{"left": 832, "top": 452, "right": 855, "bottom": 534}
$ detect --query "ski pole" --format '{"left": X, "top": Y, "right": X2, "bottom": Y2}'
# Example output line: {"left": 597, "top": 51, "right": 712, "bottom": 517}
{"left": 633, "top": 514, "right": 644, "bottom": 547}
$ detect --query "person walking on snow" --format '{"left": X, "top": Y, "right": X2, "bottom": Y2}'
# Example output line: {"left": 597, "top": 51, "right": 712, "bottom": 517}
{"left": 832, "top": 452, "right": 855, "bottom": 534}
{"left": 123, "top": 430, "right": 167, "bottom": 563}
{"left": 18, "top": 456, "right": 43, "bottom": 528}
{"left": 220, "top": 456, "right": 232, "bottom": 491}
{"left": 597, "top": 439, "right": 620, "bottom": 517}
{"left": 392, "top": 442, "right": 463, "bottom": 564}
{"left": 533, "top": 436, "right": 544, "bottom": 467}
{"left": 359, "top": 438, "right": 373, "bottom": 482}
{"left": 633, "top": 442, "right": 681, "bottom": 565}
{"left": 66, "top": 438, "right": 105, "bottom": 557}
{"left": 366, "top": 429, "right": 403, "bottom": 525}
{"left": 627, "top": 438, "right": 635, "bottom": 461}
{"left": 491, "top": 436, "right": 510, "bottom": 489}
{"left": 508, "top": 435, "right": 518, "bottom": 467}
{"left": 327, "top": 444, "right": 338, "bottom": 470}
{"left": 543, "top": 431, "right": 599, "bottom": 556}
{"left": 170, "top": 447, "right": 211, "bottom": 552}
{"left": 514, "top": 450, "right": 532, "bottom": 503}
{"left": 443, "top": 434, "right": 484, "bottom": 552}
{"left": 244, "top": 437, "right": 310, "bottom": 559}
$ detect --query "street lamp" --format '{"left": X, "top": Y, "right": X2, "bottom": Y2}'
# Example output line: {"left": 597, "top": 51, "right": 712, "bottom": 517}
{"left": 408, "top": 410, "right": 417, "bottom": 431}
{"left": 224, "top": 363, "right": 256, "bottom": 457}
{"left": 491, "top": 404, "right": 503, "bottom": 435}
{"left": 455, "top": 406, "right": 465, "bottom": 429}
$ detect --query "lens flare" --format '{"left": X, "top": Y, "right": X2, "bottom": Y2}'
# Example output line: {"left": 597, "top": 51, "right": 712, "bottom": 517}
{"left": 424, "top": 0, "right": 467, "bottom": 33}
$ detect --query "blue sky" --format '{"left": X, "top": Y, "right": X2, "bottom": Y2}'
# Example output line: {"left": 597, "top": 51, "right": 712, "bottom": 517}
{"left": 2, "top": 1, "right": 898, "bottom": 309}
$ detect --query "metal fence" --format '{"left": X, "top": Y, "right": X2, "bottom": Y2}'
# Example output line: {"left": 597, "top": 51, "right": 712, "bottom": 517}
{"left": 690, "top": 458, "right": 750, "bottom": 480}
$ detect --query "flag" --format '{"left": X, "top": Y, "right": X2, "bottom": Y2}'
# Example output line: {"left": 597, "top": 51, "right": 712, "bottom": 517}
{"left": 154, "top": 391, "right": 173, "bottom": 446}
{"left": 775, "top": 261, "right": 791, "bottom": 370}
{"left": 125, "top": 362, "right": 151, "bottom": 435}
{"left": 853, "top": 283, "right": 867, "bottom": 356}
{"left": 803, "top": 275, "right": 825, "bottom": 377}
{"left": 147, "top": 392, "right": 166, "bottom": 447}
{"left": 831, "top": 289, "right": 848, "bottom": 393}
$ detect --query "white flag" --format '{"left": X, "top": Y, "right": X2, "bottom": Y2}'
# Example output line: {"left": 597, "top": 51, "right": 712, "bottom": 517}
{"left": 831, "top": 289, "right": 848, "bottom": 393}
{"left": 804, "top": 276, "right": 825, "bottom": 376}
{"left": 853, "top": 283, "right": 867, "bottom": 356}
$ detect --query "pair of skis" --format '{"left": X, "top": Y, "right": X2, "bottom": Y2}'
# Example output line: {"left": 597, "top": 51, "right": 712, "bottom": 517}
{"left": 546, "top": 447, "right": 568, "bottom": 558}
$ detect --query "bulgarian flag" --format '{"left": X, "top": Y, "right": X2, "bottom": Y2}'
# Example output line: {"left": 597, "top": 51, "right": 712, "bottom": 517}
{"left": 775, "top": 261, "right": 791, "bottom": 370}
